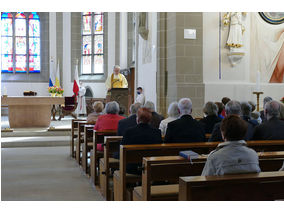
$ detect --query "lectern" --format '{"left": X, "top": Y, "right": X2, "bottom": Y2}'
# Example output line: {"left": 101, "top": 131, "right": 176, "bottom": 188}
{"left": 106, "top": 88, "right": 130, "bottom": 115}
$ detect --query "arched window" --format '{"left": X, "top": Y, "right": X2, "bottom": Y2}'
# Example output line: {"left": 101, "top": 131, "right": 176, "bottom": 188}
{"left": 1, "top": 12, "right": 41, "bottom": 73}
{"left": 81, "top": 12, "right": 104, "bottom": 75}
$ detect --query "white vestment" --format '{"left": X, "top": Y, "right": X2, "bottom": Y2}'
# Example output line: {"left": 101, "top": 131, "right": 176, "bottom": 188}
{"left": 76, "top": 86, "right": 87, "bottom": 115}
{"left": 135, "top": 93, "right": 145, "bottom": 105}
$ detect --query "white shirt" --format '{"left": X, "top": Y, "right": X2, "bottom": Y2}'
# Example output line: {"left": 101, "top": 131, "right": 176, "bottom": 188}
{"left": 135, "top": 93, "right": 145, "bottom": 105}
{"left": 159, "top": 116, "right": 179, "bottom": 137}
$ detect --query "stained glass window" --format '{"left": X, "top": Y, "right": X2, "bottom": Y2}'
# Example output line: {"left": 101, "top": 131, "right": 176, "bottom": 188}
{"left": 81, "top": 12, "right": 104, "bottom": 75}
{"left": 1, "top": 12, "right": 41, "bottom": 73}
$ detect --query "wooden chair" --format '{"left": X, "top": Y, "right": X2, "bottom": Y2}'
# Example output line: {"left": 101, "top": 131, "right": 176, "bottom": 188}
{"left": 133, "top": 151, "right": 284, "bottom": 201}
{"left": 90, "top": 130, "right": 117, "bottom": 186}
{"left": 59, "top": 96, "right": 78, "bottom": 120}
{"left": 70, "top": 119, "right": 86, "bottom": 158}
{"left": 179, "top": 171, "right": 284, "bottom": 201}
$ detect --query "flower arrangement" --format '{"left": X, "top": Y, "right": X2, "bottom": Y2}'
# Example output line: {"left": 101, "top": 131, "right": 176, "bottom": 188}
{"left": 56, "top": 87, "right": 64, "bottom": 95}
{"left": 48, "top": 86, "right": 64, "bottom": 96}
{"left": 48, "top": 86, "right": 57, "bottom": 94}
{"left": 281, "top": 97, "right": 284, "bottom": 104}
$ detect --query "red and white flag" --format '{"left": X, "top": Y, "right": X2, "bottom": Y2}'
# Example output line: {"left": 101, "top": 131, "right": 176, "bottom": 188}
{"left": 73, "top": 61, "right": 79, "bottom": 96}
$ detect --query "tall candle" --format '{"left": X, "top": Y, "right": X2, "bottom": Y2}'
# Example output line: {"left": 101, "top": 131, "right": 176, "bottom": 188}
{"left": 256, "top": 71, "right": 261, "bottom": 92}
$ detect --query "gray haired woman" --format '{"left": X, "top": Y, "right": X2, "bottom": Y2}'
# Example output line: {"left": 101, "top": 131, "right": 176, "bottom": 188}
{"left": 159, "top": 102, "right": 180, "bottom": 136}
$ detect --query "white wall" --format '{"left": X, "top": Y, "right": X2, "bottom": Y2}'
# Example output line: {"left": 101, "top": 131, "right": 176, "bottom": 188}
{"left": 203, "top": 12, "right": 284, "bottom": 107}
{"left": 136, "top": 12, "right": 158, "bottom": 109}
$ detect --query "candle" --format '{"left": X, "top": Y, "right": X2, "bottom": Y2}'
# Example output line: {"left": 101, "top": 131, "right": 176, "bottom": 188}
{"left": 256, "top": 71, "right": 261, "bottom": 92}
{"left": 3, "top": 86, "right": 7, "bottom": 95}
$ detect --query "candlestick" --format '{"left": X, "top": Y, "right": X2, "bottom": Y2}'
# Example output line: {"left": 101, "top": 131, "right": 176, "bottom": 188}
{"left": 253, "top": 91, "right": 264, "bottom": 112}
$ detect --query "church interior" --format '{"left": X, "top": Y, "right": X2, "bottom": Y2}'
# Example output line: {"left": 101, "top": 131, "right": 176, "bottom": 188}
{"left": 1, "top": 5, "right": 284, "bottom": 209}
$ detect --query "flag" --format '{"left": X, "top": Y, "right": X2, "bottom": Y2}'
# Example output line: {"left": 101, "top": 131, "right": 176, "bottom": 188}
{"left": 73, "top": 62, "right": 79, "bottom": 96}
{"left": 49, "top": 59, "right": 55, "bottom": 87}
{"left": 55, "top": 61, "right": 60, "bottom": 87}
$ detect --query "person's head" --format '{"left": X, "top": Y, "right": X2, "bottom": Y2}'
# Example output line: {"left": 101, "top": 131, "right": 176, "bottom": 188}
{"left": 225, "top": 100, "right": 242, "bottom": 116}
{"left": 264, "top": 100, "right": 280, "bottom": 120}
{"left": 167, "top": 101, "right": 180, "bottom": 118}
{"left": 248, "top": 101, "right": 256, "bottom": 112}
{"left": 92, "top": 101, "right": 104, "bottom": 114}
{"left": 137, "top": 87, "right": 143, "bottom": 95}
{"left": 222, "top": 97, "right": 231, "bottom": 106}
{"left": 137, "top": 107, "right": 152, "bottom": 124}
{"left": 215, "top": 102, "right": 224, "bottom": 115}
{"left": 220, "top": 115, "right": 248, "bottom": 141}
{"left": 119, "top": 106, "right": 126, "bottom": 116}
{"left": 263, "top": 96, "right": 273, "bottom": 109}
{"left": 178, "top": 98, "right": 192, "bottom": 115}
{"left": 144, "top": 101, "right": 155, "bottom": 112}
{"left": 113, "top": 65, "right": 120, "bottom": 75}
{"left": 241, "top": 101, "right": 252, "bottom": 117}
{"left": 105, "top": 101, "right": 119, "bottom": 115}
{"left": 203, "top": 101, "right": 218, "bottom": 116}
{"left": 130, "top": 103, "right": 142, "bottom": 115}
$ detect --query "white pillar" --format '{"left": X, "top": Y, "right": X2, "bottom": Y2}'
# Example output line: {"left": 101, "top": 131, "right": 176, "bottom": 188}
{"left": 120, "top": 12, "right": 128, "bottom": 69}
{"left": 49, "top": 12, "right": 56, "bottom": 83}
{"left": 108, "top": 12, "right": 116, "bottom": 76}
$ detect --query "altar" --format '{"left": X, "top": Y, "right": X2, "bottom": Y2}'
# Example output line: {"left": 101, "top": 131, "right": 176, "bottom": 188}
{"left": 1, "top": 96, "right": 64, "bottom": 128}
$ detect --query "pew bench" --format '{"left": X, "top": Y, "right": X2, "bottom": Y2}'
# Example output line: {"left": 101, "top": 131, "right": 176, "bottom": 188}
{"left": 70, "top": 119, "right": 86, "bottom": 158}
{"left": 179, "top": 171, "right": 284, "bottom": 201}
{"left": 82, "top": 125, "right": 95, "bottom": 174}
{"left": 133, "top": 151, "right": 284, "bottom": 201}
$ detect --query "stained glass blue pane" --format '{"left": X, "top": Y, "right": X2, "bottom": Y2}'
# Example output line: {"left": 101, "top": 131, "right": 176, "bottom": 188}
{"left": 1, "top": 12, "right": 13, "bottom": 19}
{"left": 16, "top": 37, "right": 26, "bottom": 54}
{"left": 1, "top": 17, "right": 13, "bottom": 36}
{"left": 15, "top": 55, "right": 27, "bottom": 72}
{"left": 94, "top": 35, "right": 103, "bottom": 54}
{"left": 29, "top": 19, "right": 40, "bottom": 37}
{"left": 29, "top": 37, "right": 40, "bottom": 55}
{"left": 29, "top": 55, "right": 40, "bottom": 73}
{"left": 82, "top": 56, "right": 91, "bottom": 74}
{"left": 94, "top": 55, "right": 103, "bottom": 74}
{"left": 15, "top": 18, "right": 26, "bottom": 36}
{"left": 82, "top": 36, "right": 92, "bottom": 54}
{"left": 94, "top": 15, "right": 103, "bottom": 34}
{"left": 82, "top": 15, "right": 91, "bottom": 35}
{"left": 1, "top": 54, "right": 13, "bottom": 73}
{"left": 1, "top": 37, "right": 13, "bottom": 54}
{"left": 29, "top": 12, "right": 40, "bottom": 20}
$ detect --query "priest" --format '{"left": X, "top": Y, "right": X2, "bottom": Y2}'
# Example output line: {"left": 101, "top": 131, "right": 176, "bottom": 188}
{"left": 105, "top": 65, "right": 128, "bottom": 92}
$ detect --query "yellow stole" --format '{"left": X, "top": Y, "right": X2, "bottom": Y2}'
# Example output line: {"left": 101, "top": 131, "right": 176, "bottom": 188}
{"left": 111, "top": 73, "right": 123, "bottom": 88}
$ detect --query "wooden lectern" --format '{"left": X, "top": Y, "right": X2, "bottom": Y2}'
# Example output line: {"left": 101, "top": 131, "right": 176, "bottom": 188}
{"left": 106, "top": 88, "right": 130, "bottom": 115}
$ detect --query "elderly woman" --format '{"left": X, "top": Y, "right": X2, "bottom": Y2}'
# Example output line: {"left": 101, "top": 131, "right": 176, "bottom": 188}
{"left": 121, "top": 107, "right": 162, "bottom": 174}
{"left": 159, "top": 102, "right": 180, "bottom": 136}
{"left": 202, "top": 115, "right": 261, "bottom": 176}
{"left": 86, "top": 101, "right": 104, "bottom": 124}
{"left": 199, "top": 102, "right": 222, "bottom": 134}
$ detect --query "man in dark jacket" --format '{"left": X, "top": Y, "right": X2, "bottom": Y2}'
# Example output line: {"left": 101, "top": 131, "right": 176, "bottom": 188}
{"left": 209, "top": 100, "right": 254, "bottom": 142}
{"left": 144, "top": 101, "right": 164, "bottom": 129}
{"left": 117, "top": 103, "right": 142, "bottom": 136}
{"left": 165, "top": 98, "right": 206, "bottom": 143}
{"left": 252, "top": 100, "right": 284, "bottom": 140}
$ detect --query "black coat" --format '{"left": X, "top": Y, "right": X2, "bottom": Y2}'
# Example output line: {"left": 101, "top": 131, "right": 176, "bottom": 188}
{"left": 165, "top": 115, "right": 206, "bottom": 143}
{"left": 252, "top": 117, "right": 284, "bottom": 140}
{"left": 150, "top": 112, "right": 164, "bottom": 129}
{"left": 209, "top": 119, "right": 255, "bottom": 142}
{"left": 121, "top": 123, "right": 162, "bottom": 175}
{"left": 117, "top": 114, "right": 137, "bottom": 136}
{"left": 199, "top": 115, "right": 222, "bottom": 134}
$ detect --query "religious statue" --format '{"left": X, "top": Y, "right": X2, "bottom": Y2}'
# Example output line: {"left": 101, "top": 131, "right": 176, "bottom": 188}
{"left": 223, "top": 12, "right": 246, "bottom": 66}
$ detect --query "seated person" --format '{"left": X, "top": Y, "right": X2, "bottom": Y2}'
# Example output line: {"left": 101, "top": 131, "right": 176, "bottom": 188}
{"left": 248, "top": 101, "right": 262, "bottom": 124}
{"left": 260, "top": 96, "right": 273, "bottom": 123}
{"left": 221, "top": 97, "right": 231, "bottom": 117}
{"left": 159, "top": 101, "right": 180, "bottom": 137}
{"left": 209, "top": 100, "right": 254, "bottom": 142}
{"left": 117, "top": 103, "right": 142, "bottom": 136}
{"left": 202, "top": 115, "right": 261, "bottom": 176}
{"left": 215, "top": 102, "right": 224, "bottom": 119}
{"left": 119, "top": 106, "right": 127, "bottom": 118}
{"left": 240, "top": 101, "right": 259, "bottom": 127}
{"left": 121, "top": 107, "right": 162, "bottom": 175}
{"left": 144, "top": 101, "right": 164, "bottom": 129}
{"left": 199, "top": 102, "right": 222, "bottom": 134}
{"left": 86, "top": 101, "right": 104, "bottom": 124}
{"left": 252, "top": 100, "right": 284, "bottom": 140}
{"left": 164, "top": 98, "right": 206, "bottom": 143}
{"left": 94, "top": 101, "right": 125, "bottom": 151}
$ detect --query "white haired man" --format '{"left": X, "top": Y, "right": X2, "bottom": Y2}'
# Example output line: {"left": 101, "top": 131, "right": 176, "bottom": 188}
{"left": 164, "top": 98, "right": 205, "bottom": 143}
{"left": 105, "top": 65, "right": 128, "bottom": 92}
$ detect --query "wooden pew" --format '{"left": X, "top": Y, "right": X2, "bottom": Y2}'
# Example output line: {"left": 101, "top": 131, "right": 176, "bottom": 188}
{"left": 99, "top": 136, "right": 122, "bottom": 200}
{"left": 113, "top": 140, "right": 284, "bottom": 201}
{"left": 90, "top": 130, "right": 117, "bottom": 186}
{"left": 70, "top": 119, "right": 86, "bottom": 158}
{"left": 82, "top": 124, "right": 95, "bottom": 174}
{"left": 133, "top": 151, "right": 284, "bottom": 201}
{"left": 179, "top": 171, "right": 284, "bottom": 201}
{"left": 75, "top": 121, "right": 90, "bottom": 164}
